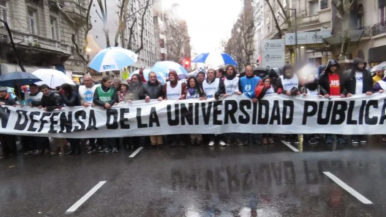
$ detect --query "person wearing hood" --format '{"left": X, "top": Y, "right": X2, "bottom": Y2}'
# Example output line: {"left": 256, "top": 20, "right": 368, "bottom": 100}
{"left": 144, "top": 72, "right": 164, "bottom": 148}
{"left": 93, "top": 76, "right": 118, "bottom": 153}
{"left": 203, "top": 69, "right": 227, "bottom": 147}
{"left": 239, "top": 65, "right": 262, "bottom": 145}
{"left": 342, "top": 58, "right": 373, "bottom": 146}
{"left": 0, "top": 86, "right": 17, "bottom": 157}
{"left": 60, "top": 83, "right": 82, "bottom": 155}
{"left": 163, "top": 70, "right": 187, "bottom": 147}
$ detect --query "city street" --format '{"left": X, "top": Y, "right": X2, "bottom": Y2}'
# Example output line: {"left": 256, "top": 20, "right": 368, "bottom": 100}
{"left": 1, "top": 137, "right": 386, "bottom": 217}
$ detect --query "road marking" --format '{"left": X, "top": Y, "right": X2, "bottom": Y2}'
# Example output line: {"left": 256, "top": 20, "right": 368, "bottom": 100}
{"left": 129, "top": 147, "right": 143, "bottom": 158}
{"left": 281, "top": 140, "right": 300, "bottom": 152}
{"left": 323, "top": 172, "right": 373, "bottom": 205}
{"left": 66, "top": 181, "right": 107, "bottom": 214}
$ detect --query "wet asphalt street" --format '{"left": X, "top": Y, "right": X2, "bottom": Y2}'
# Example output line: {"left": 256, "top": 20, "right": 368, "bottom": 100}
{"left": 1, "top": 136, "right": 386, "bottom": 217}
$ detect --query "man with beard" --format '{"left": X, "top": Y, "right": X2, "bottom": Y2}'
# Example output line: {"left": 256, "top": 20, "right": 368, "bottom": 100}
{"left": 196, "top": 70, "right": 206, "bottom": 86}
{"left": 0, "top": 87, "right": 17, "bottom": 157}
{"left": 221, "top": 65, "right": 243, "bottom": 146}
{"left": 144, "top": 72, "right": 164, "bottom": 148}
{"left": 276, "top": 64, "right": 300, "bottom": 144}
{"left": 129, "top": 74, "right": 149, "bottom": 100}
{"left": 319, "top": 59, "right": 346, "bottom": 145}
{"left": 239, "top": 65, "right": 261, "bottom": 145}
{"left": 203, "top": 68, "right": 226, "bottom": 147}
{"left": 342, "top": 58, "right": 373, "bottom": 146}
{"left": 163, "top": 71, "right": 187, "bottom": 147}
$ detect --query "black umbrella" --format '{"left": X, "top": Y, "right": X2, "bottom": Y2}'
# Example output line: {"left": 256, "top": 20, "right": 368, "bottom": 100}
{"left": 0, "top": 71, "right": 42, "bottom": 87}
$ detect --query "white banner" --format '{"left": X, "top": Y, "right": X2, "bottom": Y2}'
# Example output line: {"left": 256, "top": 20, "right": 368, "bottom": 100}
{"left": 0, "top": 94, "right": 386, "bottom": 138}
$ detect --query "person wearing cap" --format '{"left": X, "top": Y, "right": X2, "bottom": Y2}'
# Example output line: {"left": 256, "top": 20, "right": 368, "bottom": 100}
{"left": 342, "top": 58, "right": 373, "bottom": 146}
{"left": 163, "top": 70, "right": 187, "bottom": 147}
{"left": 0, "top": 86, "right": 17, "bottom": 157}
{"left": 144, "top": 71, "right": 164, "bottom": 148}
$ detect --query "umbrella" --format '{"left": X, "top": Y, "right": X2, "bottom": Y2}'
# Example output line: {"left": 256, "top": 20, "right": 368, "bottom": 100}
{"left": 0, "top": 71, "right": 41, "bottom": 87}
{"left": 89, "top": 47, "right": 138, "bottom": 72}
{"left": 130, "top": 68, "right": 166, "bottom": 84}
{"left": 151, "top": 61, "right": 188, "bottom": 78}
{"left": 192, "top": 52, "right": 237, "bottom": 66}
{"left": 32, "top": 69, "right": 75, "bottom": 88}
{"left": 371, "top": 61, "right": 386, "bottom": 72}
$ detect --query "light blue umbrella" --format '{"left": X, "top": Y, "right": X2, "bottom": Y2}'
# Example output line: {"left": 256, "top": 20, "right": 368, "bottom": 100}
{"left": 130, "top": 68, "right": 166, "bottom": 84}
{"left": 192, "top": 52, "right": 237, "bottom": 66}
{"left": 89, "top": 47, "right": 138, "bottom": 72}
{"left": 151, "top": 61, "right": 188, "bottom": 78}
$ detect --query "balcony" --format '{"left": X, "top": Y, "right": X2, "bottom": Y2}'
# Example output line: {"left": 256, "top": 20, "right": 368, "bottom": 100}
{"left": 50, "top": 0, "right": 88, "bottom": 23}
{"left": 371, "top": 22, "right": 386, "bottom": 37}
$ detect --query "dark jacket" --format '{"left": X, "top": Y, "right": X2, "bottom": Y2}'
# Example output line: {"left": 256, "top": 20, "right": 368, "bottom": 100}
{"left": 210, "top": 78, "right": 225, "bottom": 100}
{"left": 0, "top": 94, "right": 16, "bottom": 106}
{"left": 93, "top": 86, "right": 118, "bottom": 108}
{"left": 41, "top": 91, "right": 62, "bottom": 112}
{"left": 129, "top": 83, "right": 149, "bottom": 100}
{"left": 61, "top": 91, "right": 81, "bottom": 106}
{"left": 318, "top": 59, "right": 343, "bottom": 95}
{"left": 144, "top": 81, "right": 163, "bottom": 99}
{"left": 342, "top": 58, "right": 373, "bottom": 94}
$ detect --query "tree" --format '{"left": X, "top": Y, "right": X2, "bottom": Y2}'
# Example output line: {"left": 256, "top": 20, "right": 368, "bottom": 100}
{"left": 165, "top": 20, "right": 191, "bottom": 63}
{"left": 331, "top": 0, "right": 355, "bottom": 60}
{"left": 264, "top": 0, "right": 292, "bottom": 39}
{"left": 55, "top": 0, "right": 94, "bottom": 64}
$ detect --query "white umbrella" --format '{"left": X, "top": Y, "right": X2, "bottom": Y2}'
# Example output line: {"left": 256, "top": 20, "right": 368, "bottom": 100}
{"left": 33, "top": 69, "right": 75, "bottom": 88}
{"left": 88, "top": 47, "right": 138, "bottom": 72}
{"left": 371, "top": 61, "right": 386, "bottom": 72}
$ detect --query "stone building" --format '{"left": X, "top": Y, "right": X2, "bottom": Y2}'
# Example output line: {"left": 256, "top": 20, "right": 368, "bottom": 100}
{"left": 0, "top": 0, "right": 88, "bottom": 74}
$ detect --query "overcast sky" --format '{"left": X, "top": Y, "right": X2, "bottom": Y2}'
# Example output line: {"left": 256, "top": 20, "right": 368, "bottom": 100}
{"left": 162, "top": 0, "right": 243, "bottom": 56}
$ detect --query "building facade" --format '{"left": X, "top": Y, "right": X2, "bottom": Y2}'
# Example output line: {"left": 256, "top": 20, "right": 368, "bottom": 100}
{"left": 153, "top": 0, "right": 167, "bottom": 61}
{"left": 88, "top": 0, "right": 156, "bottom": 73}
{"left": 0, "top": 0, "right": 87, "bottom": 75}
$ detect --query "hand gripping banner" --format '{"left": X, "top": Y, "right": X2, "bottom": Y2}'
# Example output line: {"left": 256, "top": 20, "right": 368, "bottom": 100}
{"left": 0, "top": 94, "right": 386, "bottom": 138}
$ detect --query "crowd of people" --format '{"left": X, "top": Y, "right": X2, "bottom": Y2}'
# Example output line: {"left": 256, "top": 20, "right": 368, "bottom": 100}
{"left": 0, "top": 57, "right": 384, "bottom": 157}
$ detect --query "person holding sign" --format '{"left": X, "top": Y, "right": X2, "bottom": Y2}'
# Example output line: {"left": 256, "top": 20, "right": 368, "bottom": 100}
{"left": 203, "top": 69, "right": 227, "bottom": 147}
{"left": 0, "top": 87, "right": 17, "bottom": 157}
{"left": 93, "top": 76, "right": 119, "bottom": 153}
{"left": 373, "top": 73, "right": 386, "bottom": 142}
{"left": 239, "top": 65, "right": 261, "bottom": 146}
{"left": 163, "top": 71, "right": 187, "bottom": 147}
{"left": 342, "top": 58, "right": 373, "bottom": 146}
{"left": 144, "top": 72, "right": 164, "bottom": 148}
{"left": 186, "top": 77, "right": 206, "bottom": 146}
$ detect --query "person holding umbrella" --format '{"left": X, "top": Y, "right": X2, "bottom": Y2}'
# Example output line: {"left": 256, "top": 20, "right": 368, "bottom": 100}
{"left": 93, "top": 76, "right": 119, "bottom": 153}
{"left": 0, "top": 86, "right": 17, "bottom": 157}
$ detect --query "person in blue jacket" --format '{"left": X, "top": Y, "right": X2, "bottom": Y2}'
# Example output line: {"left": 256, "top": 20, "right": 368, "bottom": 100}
{"left": 238, "top": 65, "right": 262, "bottom": 145}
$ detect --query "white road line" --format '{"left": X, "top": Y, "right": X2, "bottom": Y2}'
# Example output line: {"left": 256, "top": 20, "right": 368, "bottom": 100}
{"left": 66, "top": 181, "right": 107, "bottom": 214}
{"left": 323, "top": 172, "right": 373, "bottom": 205}
{"left": 281, "top": 140, "right": 300, "bottom": 152}
{"left": 129, "top": 147, "right": 143, "bottom": 158}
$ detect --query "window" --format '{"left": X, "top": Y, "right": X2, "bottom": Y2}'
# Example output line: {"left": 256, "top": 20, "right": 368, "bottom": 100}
{"left": 50, "top": 16, "right": 58, "bottom": 40}
{"left": 27, "top": 8, "right": 38, "bottom": 35}
{"left": 309, "top": 0, "right": 319, "bottom": 15}
{"left": 380, "top": 6, "right": 386, "bottom": 25}
{"left": 0, "top": 0, "right": 8, "bottom": 26}
{"left": 357, "top": 4, "right": 364, "bottom": 29}
{"left": 320, "top": 0, "right": 328, "bottom": 10}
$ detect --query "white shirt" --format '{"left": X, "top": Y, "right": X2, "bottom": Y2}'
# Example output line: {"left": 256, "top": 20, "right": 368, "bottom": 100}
{"left": 355, "top": 72, "right": 363, "bottom": 94}
{"left": 166, "top": 81, "right": 182, "bottom": 100}
{"left": 224, "top": 77, "right": 240, "bottom": 95}
{"left": 79, "top": 84, "right": 99, "bottom": 104}
{"left": 281, "top": 74, "right": 299, "bottom": 91}
{"left": 202, "top": 78, "right": 220, "bottom": 98}
{"left": 307, "top": 89, "right": 319, "bottom": 96}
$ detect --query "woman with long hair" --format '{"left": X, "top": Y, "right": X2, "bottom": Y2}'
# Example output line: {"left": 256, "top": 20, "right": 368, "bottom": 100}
{"left": 186, "top": 76, "right": 206, "bottom": 145}
{"left": 60, "top": 83, "right": 81, "bottom": 155}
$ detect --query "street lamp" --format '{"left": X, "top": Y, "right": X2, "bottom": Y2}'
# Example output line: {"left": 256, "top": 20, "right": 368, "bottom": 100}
{"left": 287, "top": 8, "right": 297, "bottom": 64}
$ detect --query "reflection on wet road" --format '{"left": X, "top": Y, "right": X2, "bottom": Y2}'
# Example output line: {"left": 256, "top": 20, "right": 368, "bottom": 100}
{"left": 1, "top": 140, "right": 386, "bottom": 216}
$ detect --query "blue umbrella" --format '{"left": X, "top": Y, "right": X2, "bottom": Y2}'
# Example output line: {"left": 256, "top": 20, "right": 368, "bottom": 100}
{"left": 192, "top": 52, "right": 237, "bottom": 66}
{"left": 89, "top": 47, "right": 138, "bottom": 72}
{"left": 151, "top": 61, "right": 188, "bottom": 78}
{"left": 0, "top": 71, "right": 41, "bottom": 87}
